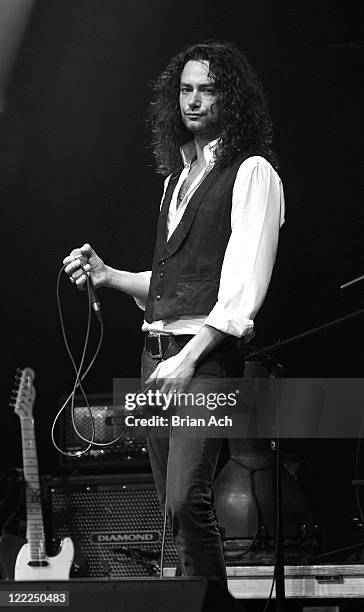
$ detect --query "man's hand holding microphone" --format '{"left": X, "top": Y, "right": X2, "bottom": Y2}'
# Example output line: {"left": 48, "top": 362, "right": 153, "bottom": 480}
{"left": 63, "top": 243, "right": 106, "bottom": 321}
{"left": 63, "top": 243, "right": 107, "bottom": 289}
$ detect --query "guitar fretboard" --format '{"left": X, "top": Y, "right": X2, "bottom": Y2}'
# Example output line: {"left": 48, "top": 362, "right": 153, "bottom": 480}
{"left": 20, "top": 417, "right": 46, "bottom": 562}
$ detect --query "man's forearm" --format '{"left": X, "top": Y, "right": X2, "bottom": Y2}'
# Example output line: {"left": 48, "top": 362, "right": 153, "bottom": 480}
{"left": 104, "top": 267, "right": 150, "bottom": 302}
{"left": 178, "top": 324, "right": 228, "bottom": 365}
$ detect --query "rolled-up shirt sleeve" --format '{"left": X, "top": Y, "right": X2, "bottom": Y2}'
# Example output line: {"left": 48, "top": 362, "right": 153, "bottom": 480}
{"left": 204, "top": 156, "right": 285, "bottom": 338}
{"left": 134, "top": 270, "right": 152, "bottom": 310}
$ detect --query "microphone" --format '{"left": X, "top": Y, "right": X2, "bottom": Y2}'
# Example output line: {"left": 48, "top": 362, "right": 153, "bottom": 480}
{"left": 85, "top": 271, "right": 103, "bottom": 322}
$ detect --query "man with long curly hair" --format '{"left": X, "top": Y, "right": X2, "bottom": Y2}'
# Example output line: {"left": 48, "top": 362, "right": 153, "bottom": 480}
{"left": 63, "top": 41, "right": 285, "bottom": 586}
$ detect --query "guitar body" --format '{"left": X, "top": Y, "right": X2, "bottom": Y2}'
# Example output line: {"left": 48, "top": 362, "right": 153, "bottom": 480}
{"left": 15, "top": 537, "right": 74, "bottom": 580}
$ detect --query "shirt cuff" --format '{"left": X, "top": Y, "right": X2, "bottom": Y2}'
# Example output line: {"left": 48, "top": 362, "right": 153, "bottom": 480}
{"left": 204, "top": 302, "right": 255, "bottom": 338}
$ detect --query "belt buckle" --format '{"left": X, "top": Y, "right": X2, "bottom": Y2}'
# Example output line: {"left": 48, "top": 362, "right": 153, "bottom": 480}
{"left": 149, "top": 332, "right": 163, "bottom": 359}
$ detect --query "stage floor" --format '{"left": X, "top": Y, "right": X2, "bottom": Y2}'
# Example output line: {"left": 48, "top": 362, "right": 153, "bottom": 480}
{"left": 226, "top": 565, "right": 364, "bottom": 599}
{"left": 165, "top": 564, "right": 364, "bottom": 599}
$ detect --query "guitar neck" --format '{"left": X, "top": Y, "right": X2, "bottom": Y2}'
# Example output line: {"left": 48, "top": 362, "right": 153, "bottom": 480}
{"left": 20, "top": 416, "right": 46, "bottom": 562}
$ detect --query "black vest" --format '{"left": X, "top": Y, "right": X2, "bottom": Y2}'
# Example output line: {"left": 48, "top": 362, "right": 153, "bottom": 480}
{"left": 145, "top": 154, "right": 254, "bottom": 323}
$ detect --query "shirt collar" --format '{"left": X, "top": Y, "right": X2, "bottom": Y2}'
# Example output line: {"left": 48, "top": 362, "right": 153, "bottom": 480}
{"left": 180, "top": 139, "right": 219, "bottom": 168}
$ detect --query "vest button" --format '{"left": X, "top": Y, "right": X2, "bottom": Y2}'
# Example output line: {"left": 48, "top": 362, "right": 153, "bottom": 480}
{"left": 159, "top": 271, "right": 164, "bottom": 278}
{"left": 161, "top": 261, "right": 165, "bottom": 266}
{"left": 156, "top": 294, "right": 161, "bottom": 301}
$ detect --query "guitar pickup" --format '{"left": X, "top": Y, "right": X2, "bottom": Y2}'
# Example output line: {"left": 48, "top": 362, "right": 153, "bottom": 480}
{"left": 28, "top": 560, "right": 49, "bottom": 567}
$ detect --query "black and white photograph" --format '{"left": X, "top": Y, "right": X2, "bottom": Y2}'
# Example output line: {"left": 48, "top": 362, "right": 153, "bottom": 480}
{"left": 0, "top": 1, "right": 362, "bottom": 610}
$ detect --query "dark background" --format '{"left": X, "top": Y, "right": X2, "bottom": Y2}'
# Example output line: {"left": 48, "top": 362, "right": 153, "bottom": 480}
{"left": 1, "top": 0, "right": 363, "bottom": 552}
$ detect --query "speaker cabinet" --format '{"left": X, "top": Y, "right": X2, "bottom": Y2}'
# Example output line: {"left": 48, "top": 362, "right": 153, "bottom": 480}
{"left": 45, "top": 473, "right": 179, "bottom": 578}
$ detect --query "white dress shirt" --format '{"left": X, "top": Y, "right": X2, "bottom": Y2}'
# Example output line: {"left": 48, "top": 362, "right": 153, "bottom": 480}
{"left": 136, "top": 139, "right": 285, "bottom": 339}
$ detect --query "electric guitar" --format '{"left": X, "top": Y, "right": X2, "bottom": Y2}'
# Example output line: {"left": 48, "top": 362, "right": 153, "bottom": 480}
{"left": 10, "top": 367, "right": 74, "bottom": 579}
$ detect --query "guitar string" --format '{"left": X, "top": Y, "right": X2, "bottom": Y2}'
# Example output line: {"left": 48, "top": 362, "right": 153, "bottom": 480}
{"left": 18, "top": 382, "right": 44, "bottom": 565}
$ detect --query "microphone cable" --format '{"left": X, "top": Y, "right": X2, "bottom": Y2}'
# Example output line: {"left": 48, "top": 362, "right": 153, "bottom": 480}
{"left": 52, "top": 264, "right": 127, "bottom": 456}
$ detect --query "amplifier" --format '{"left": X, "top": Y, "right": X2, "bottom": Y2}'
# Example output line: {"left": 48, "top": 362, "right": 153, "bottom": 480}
{"left": 45, "top": 473, "right": 179, "bottom": 578}
{"left": 56, "top": 394, "right": 149, "bottom": 470}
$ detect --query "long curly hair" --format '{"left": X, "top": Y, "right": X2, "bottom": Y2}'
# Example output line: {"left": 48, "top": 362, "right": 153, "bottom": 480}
{"left": 149, "top": 41, "right": 279, "bottom": 175}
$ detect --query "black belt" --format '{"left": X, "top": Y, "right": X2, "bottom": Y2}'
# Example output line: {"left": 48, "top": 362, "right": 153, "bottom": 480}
{"left": 144, "top": 332, "right": 239, "bottom": 359}
{"left": 144, "top": 333, "right": 193, "bottom": 358}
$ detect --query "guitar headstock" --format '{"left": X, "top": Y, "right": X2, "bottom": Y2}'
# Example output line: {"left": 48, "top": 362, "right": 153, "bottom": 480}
{"left": 10, "top": 368, "right": 36, "bottom": 419}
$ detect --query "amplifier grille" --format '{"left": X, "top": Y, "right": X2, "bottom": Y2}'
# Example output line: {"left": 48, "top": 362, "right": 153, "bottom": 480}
{"left": 57, "top": 396, "right": 149, "bottom": 470}
{"left": 47, "top": 475, "right": 179, "bottom": 578}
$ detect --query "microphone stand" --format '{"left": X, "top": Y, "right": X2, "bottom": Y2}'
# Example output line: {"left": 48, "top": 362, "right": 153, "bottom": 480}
{"left": 249, "top": 307, "right": 364, "bottom": 360}
{"left": 248, "top": 291, "right": 364, "bottom": 611}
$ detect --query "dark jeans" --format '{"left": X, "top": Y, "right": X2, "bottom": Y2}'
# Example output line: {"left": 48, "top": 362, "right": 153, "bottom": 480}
{"left": 141, "top": 336, "right": 244, "bottom": 585}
